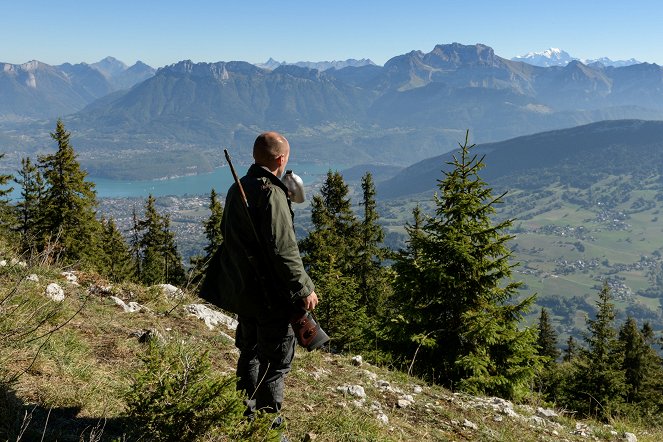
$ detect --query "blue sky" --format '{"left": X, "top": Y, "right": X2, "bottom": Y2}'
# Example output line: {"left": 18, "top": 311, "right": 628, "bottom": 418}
{"left": 2, "top": 0, "right": 661, "bottom": 67}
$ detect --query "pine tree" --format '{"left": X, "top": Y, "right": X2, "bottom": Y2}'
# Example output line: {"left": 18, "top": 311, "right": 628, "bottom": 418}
{"left": 618, "top": 318, "right": 663, "bottom": 415}
{"left": 0, "top": 153, "right": 15, "bottom": 235}
{"left": 137, "top": 195, "right": 185, "bottom": 286}
{"left": 202, "top": 188, "right": 224, "bottom": 260}
{"left": 564, "top": 283, "right": 626, "bottom": 419}
{"left": 38, "top": 119, "right": 101, "bottom": 265}
{"left": 391, "top": 132, "right": 539, "bottom": 400}
{"left": 190, "top": 188, "right": 224, "bottom": 283}
{"left": 537, "top": 308, "right": 560, "bottom": 362}
{"left": 300, "top": 171, "right": 365, "bottom": 352}
{"left": 99, "top": 217, "right": 135, "bottom": 282}
{"left": 563, "top": 335, "right": 577, "bottom": 362}
{"left": 355, "top": 172, "right": 390, "bottom": 317}
{"left": 14, "top": 157, "right": 45, "bottom": 252}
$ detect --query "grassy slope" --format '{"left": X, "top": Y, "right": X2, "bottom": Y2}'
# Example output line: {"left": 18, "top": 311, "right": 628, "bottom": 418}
{"left": 0, "top": 258, "right": 660, "bottom": 442}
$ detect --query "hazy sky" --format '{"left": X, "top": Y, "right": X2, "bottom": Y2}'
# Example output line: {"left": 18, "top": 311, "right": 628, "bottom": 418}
{"left": 2, "top": 0, "right": 661, "bottom": 68}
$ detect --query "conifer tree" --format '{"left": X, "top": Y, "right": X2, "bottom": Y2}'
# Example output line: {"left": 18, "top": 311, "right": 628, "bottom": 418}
{"left": 38, "top": 119, "right": 101, "bottom": 265}
{"left": 563, "top": 335, "right": 577, "bottom": 362}
{"left": 564, "top": 284, "right": 626, "bottom": 419}
{"left": 537, "top": 308, "right": 560, "bottom": 362}
{"left": 534, "top": 307, "right": 562, "bottom": 400}
{"left": 129, "top": 206, "right": 142, "bottom": 277}
{"left": 137, "top": 195, "right": 185, "bottom": 286}
{"left": 202, "top": 188, "right": 224, "bottom": 261}
{"left": 355, "top": 172, "right": 390, "bottom": 317}
{"left": 99, "top": 217, "right": 135, "bottom": 282}
{"left": 300, "top": 171, "right": 365, "bottom": 352}
{"left": 0, "top": 153, "right": 15, "bottom": 236}
{"left": 391, "top": 132, "right": 539, "bottom": 400}
{"left": 618, "top": 318, "right": 663, "bottom": 415}
{"left": 191, "top": 188, "right": 225, "bottom": 282}
{"left": 14, "top": 157, "right": 45, "bottom": 252}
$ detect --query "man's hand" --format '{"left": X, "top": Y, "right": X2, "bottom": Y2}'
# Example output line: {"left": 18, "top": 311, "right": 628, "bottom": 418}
{"left": 302, "top": 291, "right": 318, "bottom": 311}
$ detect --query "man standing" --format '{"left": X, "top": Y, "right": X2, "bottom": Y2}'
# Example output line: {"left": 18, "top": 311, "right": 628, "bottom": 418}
{"left": 201, "top": 132, "right": 318, "bottom": 423}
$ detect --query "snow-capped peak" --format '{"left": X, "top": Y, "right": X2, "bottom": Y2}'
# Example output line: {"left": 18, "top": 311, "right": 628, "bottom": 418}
{"left": 512, "top": 48, "right": 575, "bottom": 67}
{"left": 512, "top": 48, "right": 641, "bottom": 68}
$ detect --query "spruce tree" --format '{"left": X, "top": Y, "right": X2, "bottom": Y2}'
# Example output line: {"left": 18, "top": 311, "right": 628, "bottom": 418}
{"left": 191, "top": 188, "right": 224, "bottom": 283}
{"left": 202, "top": 188, "right": 224, "bottom": 260}
{"left": 99, "top": 217, "right": 135, "bottom": 282}
{"left": 534, "top": 307, "right": 562, "bottom": 400}
{"left": 565, "top": 283, "right": 626, "bottom": 419}
{"left": 537, "top": 308, "right": 560, "bottom": 362}
{"left": 618, "top": 318, "right": 663, "bottom": 415}
{"left": 391, "top": 132, "right": 539, "bottom": 400}
{"left": 355, "top": 172, "right": 390, "bottom": 317}
{"left": 38, "top": 119, "right": 101, "bottom": 265}
{"left": 14, "top": 157, "right": 45, "bottom": 252}
{"left": 137, "top": 195, "right": 185, "bottom": 286}
{"left": 300, "top": 171, "right": 366, "bottom": 352}
{"left": 563, "top": 336, "right": 577, "bottom": 362}
{"left": 0, "top": 153, "right": 15, "bottom": 235}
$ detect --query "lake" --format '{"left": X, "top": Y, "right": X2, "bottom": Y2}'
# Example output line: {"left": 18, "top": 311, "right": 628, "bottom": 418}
{"left": 90, "top": 163, "right": 337, "bottom": 198}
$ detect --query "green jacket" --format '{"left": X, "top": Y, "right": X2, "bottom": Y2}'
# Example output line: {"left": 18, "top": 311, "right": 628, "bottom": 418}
{"left": 200, "top": 164, "right": 315, "bottom": 317}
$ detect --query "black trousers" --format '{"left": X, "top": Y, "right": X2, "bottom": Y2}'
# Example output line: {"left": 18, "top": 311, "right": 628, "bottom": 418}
{"left": 235, "top": 311, "right": 295, "bottom": 414}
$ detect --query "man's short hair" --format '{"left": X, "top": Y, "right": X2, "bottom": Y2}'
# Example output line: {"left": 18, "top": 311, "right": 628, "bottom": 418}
{"left": 253, "top": 132, "right": 288, "bottom": 164}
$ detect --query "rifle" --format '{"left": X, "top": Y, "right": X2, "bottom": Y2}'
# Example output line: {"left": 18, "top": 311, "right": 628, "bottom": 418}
{"left": 223, "top": 149, "right": 329, "bottom": 351}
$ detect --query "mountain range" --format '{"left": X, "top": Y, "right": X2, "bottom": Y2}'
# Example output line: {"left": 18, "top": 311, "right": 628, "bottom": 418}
{"left": 511, "top": 48, "right": 640, "bottom": 68}
{"left": 1, "top": 43, "right": 662, "bottom": 180}
{"left": 0, "top": 57, "right": 154, "bottom": 120}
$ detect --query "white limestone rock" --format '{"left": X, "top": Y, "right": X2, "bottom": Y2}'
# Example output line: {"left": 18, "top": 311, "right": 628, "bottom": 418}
{"left": 351, "top": 355, "right": 363, "bottom": 366}
{"left": 376, "top": 411, "right": 389, "bottom": 425}
{"left": 336, "top": 385, "right": 366, "bottom": 399}
{"left": 26, "top": 274, "right": 39, "bottom": 282}
{"left": 624, "top": 433, "right": 637, "bottom": 442}
{"left": 536, "top": 406, "right": 558, "bottom": 419}
{"left": 185, "top": 303, "right": 238, "bottom": 330}
{"left": 463, "top": 419, "right": 478, "bottom": 430}
{"left": 154, "top": 283, "right": 183, "bottom": 298}
{"left": 61, "top": 271, "right": 79, "bottom": 285}
{"left": 0, "top": 260, "right": 6, "bottom": 267}
{"left": 110, "top": 296, "right": 143, "bottom": 313}
{"left": 45, "top": 283, "right": 64, "bottom": 302}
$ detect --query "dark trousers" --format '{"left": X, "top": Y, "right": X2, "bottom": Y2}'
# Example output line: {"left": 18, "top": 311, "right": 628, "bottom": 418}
{"left": 235, "top": 312, "right": 295, "bottom": 414}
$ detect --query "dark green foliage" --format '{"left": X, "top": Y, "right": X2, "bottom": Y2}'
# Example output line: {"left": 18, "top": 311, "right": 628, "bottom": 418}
{"left": 563, "top": 335, "right": 577, "bottom": 362}
{"left": 355, "top": 173, "right": 391, "bottom": 317}
{"left": 618, "top": 318, "right": 663, "bottom": 417}
{"left": 391, "top": 132, "right": 539, "bottom": 400}
{"left": 37, "top": 119, "right": 102, "bottom": 265}
{"left": 203, "top": 188, "right": 224, "bottom": 259}
{"left": 563, "top": 284, "right": 626, "bottom": 419}
{"left": 0, "top": 154, "right": 15, "bottom": 237}
{"left": 135, "top": 195, "right": 186, "bottom": 286}
{"left": 190, "top": 188, "right": 224, "bottom": 282}
{"left": 534, "top": 308, "right": 561, "bottom": 400}
{"left": 300, "top": 171, "right": 367, "bottom": 352}
{"left": 125, "top": 339, "right": 279, "bottom": 442}
{"left": 99, "top": 217, "right": 135, "bottom": 282}
{"left": 537, "top": 308, "right": 560, "bottom": 362}
{"left": 14, "top": 157, "right": 45, "bottom": 252}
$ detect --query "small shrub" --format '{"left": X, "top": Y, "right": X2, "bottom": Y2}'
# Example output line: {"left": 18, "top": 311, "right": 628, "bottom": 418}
{"left": 125, "top": 337, "right": 278, "bottom": 442}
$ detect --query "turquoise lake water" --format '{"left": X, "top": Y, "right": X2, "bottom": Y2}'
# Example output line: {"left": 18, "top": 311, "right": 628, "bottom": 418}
{"left": 90, "top": 163, "right": 336, "bottom": 198}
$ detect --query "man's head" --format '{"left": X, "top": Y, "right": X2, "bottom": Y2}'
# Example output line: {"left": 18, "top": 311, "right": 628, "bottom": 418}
{"left": 253, "top": 131, "right": 290, "bottom": 177}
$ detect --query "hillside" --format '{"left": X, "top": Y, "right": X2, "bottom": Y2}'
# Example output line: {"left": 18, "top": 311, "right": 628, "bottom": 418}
{"left": 0, "top": 256, "right": 653, "bottom": 441}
